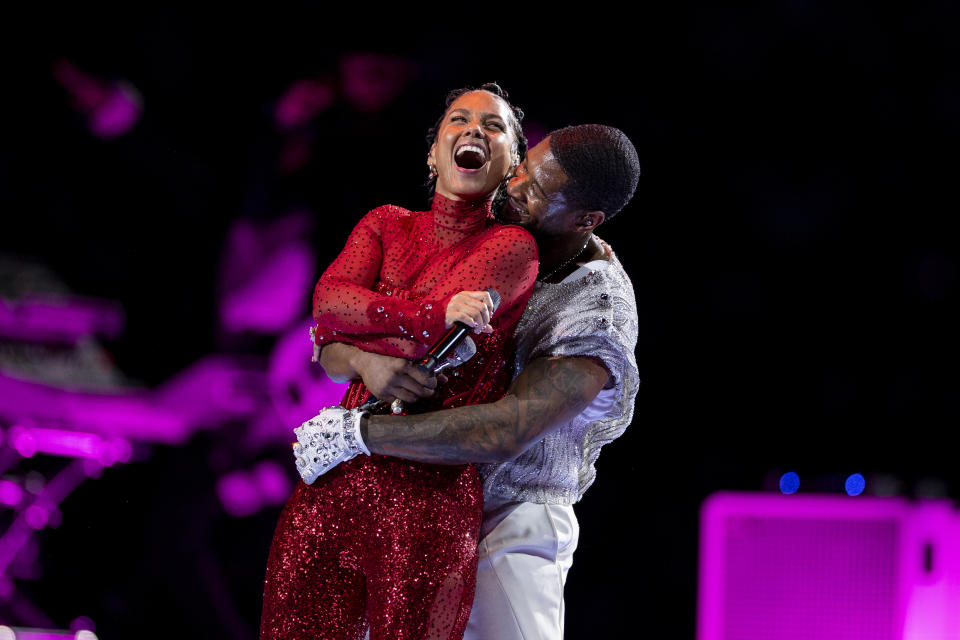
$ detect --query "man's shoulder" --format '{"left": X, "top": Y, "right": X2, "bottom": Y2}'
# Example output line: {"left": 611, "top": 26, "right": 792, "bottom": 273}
{"left": 517, "top": 241, "right": 638, "bottom": 356}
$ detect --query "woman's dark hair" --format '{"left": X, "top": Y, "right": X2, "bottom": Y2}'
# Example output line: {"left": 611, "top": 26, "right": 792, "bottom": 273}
{"left": 424, "top": 82, "right": 527, "bottom": 211}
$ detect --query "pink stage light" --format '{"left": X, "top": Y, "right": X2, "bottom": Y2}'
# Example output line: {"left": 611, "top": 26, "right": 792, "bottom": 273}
{"left": 340, "top": 52, "right": 412, "bottom": 114}
{"left": 0, "top": 629, "right": 94, "bottom": 640}
{"left": 0, "top": 480, "right": 23, "bottom": 507}
{"left": 254, "top": 460, "right": 293, "bottom": 506}
{"left": 0, "top": 372, "right": 191, "bottom": 445}
{"left": 219, "top": 241, "right": 315, "bottom": 334}
{"left": 52, "top": 59, "right": 142, "bottom": 140}
{"left": 274, "top": 78, "right": 335, "bottom": 131}
{"left": 6, "top": 426, "right": 130, "bottom": 466}
{"left": 24, "top": 505, "right": 49, "bottom": 530}
{"left": 218, "top": 213, "right": 316, "bottom": 335}
{"left": 154, "top": 355, "right": 266, "bottom": 429}
{"left": 216, "top": 472, "right": 259, "bottom": 518}
{"left": 268, "top": 318, "right": 349, "bottom": 429}
{"left": 0, "top": 461, "right": 91, "bottom": 578}
{"left": 698, "top": 492, "right": 960, "bottom": 640}
{"left": 87, "top": 82, "right": 142, "bottom": 139}
{"left": 216, "top": 460, "right": 293, "bottom": 518}
{"left": 68, "top": 618, "right": 95, "bottom": 634}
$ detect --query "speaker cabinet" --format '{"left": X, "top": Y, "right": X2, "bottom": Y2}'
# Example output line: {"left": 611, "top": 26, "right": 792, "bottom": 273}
{"left": 698, "top": 493, "right": 960, "bottom": 640}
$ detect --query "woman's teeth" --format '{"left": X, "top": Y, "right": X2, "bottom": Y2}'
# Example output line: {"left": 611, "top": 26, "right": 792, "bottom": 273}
{"left": 455, "top": 144, "right": 487, "bottom": 169}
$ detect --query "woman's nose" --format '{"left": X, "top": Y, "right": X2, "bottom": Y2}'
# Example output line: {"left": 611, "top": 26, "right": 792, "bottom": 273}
{"left": 463, "top": 120, "right": 485, "bottom": 137}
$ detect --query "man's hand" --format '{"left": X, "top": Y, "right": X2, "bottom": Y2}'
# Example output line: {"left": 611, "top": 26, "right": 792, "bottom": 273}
{"left": 319, "top": 343, "right": 439, "bottom": 403}
{"left": 445, "top": 290, "right": 494, "bottom": 333}
{"left": 354, "top": 351, "right": 439, "bottom": 403}
{"left": 293, "top": 406, "right": 370, "bottom": 484}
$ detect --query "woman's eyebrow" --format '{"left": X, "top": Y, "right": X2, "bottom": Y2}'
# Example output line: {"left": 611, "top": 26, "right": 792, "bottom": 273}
{"left": 449, "top": 108, "right": 505, "bottom": 122}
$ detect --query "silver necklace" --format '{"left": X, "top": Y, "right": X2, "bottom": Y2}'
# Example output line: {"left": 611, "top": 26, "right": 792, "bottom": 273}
{"left": 539, "top": 237, "right": 591, "bottom": 283}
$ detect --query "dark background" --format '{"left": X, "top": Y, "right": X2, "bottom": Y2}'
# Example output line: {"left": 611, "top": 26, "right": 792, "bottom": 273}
{"left": 1, "top": 4, "right": 958, "bottom": 638}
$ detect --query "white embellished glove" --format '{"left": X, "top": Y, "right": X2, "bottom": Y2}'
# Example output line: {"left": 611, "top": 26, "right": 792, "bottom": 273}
{"left": 293, "top": 406, "right": 370, "bottom": 484}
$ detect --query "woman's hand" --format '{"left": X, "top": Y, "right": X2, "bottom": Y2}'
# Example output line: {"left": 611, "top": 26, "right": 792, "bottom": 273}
{"left": 445, "top": 291, "right": 495, "bottom": 333}
{"left": 354, "top": 350, "right": 439, "bottom": 404}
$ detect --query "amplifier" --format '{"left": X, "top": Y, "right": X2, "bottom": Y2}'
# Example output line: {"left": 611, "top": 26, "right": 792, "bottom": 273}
{"left": 698, "top": 493, "right": 960, "bottom": 640}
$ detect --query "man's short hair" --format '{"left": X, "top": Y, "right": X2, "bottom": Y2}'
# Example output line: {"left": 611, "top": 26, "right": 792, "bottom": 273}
{"left": 549, "top": 124, "right": 640, "bottom": 219}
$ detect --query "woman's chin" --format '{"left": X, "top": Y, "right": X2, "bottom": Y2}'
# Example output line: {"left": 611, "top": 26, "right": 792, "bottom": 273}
{"left": 445, "top": 183, "right": 499, "bottom": 201}
{"left": 440, "top": 167, "right": 498, "bottom": 198}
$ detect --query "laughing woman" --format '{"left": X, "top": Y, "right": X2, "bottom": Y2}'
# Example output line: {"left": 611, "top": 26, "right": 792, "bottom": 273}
{"left": 260, "top": 84, "right": 538, "bottom": 640}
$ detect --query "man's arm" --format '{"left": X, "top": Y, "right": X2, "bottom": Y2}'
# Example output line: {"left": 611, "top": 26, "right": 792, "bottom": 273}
{"left": 360, "top": 355, "right": 610, "bottom": 464}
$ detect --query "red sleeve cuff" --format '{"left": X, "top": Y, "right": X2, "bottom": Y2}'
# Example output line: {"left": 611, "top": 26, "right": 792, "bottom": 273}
{"left": 364, "top": 292, "right": 453, "bottom": 345}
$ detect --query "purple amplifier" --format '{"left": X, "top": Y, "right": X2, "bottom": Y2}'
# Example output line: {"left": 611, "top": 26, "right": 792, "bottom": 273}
{"left": 698, "top": 492, "right": 960, "bottom": 640}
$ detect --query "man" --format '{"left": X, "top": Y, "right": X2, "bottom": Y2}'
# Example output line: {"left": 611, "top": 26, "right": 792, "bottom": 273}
{"left": 300, "top": 124, "right": 640, "bottom": 639}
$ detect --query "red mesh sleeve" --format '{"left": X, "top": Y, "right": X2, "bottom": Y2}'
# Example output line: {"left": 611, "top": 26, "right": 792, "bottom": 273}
{"left": 313, "top": 218, "right": 537, "bottom": 359}
{"left": 376, "top": 225, "right": 539, "bottom": 336}
{"left": 311, "top": 207, "right": 386, "bottom": 332}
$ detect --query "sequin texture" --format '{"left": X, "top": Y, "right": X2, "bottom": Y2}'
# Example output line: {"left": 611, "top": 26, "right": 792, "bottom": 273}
{"left": 479, "top": 251, "right": 640, "bottom": 505}
{"left": 262, "top": 193, "right": 538, "bottom": 640}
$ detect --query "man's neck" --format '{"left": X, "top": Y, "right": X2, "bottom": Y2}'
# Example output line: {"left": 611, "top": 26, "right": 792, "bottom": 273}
{"left": 536, "top": 232, "right": 604, "bottom": 283}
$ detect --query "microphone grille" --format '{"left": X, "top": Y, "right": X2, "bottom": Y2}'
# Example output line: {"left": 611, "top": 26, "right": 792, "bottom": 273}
{"left": 452, "top": 337, "right": 478, "bottom": 364}
{"left": 486, "top": 288, "right": 502, "bottom": 312}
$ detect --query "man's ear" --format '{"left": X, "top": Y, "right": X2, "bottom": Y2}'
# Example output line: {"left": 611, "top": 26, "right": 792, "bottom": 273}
{"left": 576, "top": 210, "right": 606, "bottom": 231}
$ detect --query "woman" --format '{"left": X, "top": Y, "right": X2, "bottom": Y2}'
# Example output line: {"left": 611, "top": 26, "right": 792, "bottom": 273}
{"left": 261, "top": 84, "right": 538, "bottom": 640}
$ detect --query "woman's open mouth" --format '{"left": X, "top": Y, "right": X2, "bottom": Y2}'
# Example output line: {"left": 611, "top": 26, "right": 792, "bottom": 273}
{"left": 454, "top": 143, "right": 488, "bottom": 173}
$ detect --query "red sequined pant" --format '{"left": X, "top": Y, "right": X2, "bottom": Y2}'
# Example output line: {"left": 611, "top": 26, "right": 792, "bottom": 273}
{"left": 260, "top": 451, "right": 482, "bottom": 640}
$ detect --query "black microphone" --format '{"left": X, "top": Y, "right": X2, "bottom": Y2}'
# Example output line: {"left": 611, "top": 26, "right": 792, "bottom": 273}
{"left": 418, "top": 288, "right": 501, "bottom": 373}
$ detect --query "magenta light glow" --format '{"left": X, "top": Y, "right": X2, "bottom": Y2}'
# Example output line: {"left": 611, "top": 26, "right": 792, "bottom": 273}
{"left": 216, "top": 460, "right": 292, "bottom": 518}
{"left": 154, "top": 355, "right": 266, "bottom": 428}
{"left": 87, "top": 82, "right": 142, "bottom": 139}
{"left": 0, "top": 296, "right": 124, "bottom": 344}
{"left": 274, "top": 78, "right": 335, "bottom": 130}
{"left": 0, "top": 480, "right": 23, "bottom": 507}
{"left": 339, "top": 52, "right": 412, "bottom": 113}
{"left": 268, "top": 319, "right": 349, "bottom": 428}
{"left": 219, "top": 242, "right": 315, "bottom": 335}
{"left": 6, "top": 426, "right": 130, "bottom": 465}
{"left": 218, "top": 214, "right": 316, "bottom": 335}
{"left": 0, "top": 629, "right": 94, "bottom": 640}
{"left": 699, "top": 492, "right": 960, "bottom": 640}
{"left": 0, "top": 461, "right": 89, "bottom": 578}
{"left": 52, "top": 59, "right": 141, "bottom": 140}
{"left": 0, "top": 372, "right": 190, "bottom": 444}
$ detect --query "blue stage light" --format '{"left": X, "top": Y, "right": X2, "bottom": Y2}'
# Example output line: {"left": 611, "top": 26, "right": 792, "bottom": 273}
{"left": 779, "top": 471, "right": 800, "bottom": 495}
{"left": 845, "top": 473, "right": 866, "bottom": 496}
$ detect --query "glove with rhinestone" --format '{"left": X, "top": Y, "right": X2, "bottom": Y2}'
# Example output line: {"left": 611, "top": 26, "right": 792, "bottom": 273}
{"left": 293, "top": 406, "right": 370, "bottom": 484}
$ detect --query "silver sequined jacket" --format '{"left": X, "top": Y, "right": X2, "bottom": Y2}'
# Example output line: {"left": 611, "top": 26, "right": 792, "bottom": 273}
{"left": 478, "top": 251, "right": 640, "bottom": 505}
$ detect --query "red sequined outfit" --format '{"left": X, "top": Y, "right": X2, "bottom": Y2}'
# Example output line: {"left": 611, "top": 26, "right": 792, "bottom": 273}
{"left": 261, "top": 194, "right": 538, "bottom": 640}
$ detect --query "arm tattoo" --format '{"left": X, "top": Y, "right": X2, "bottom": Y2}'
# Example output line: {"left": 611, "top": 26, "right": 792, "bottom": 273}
{"left": 363, "top": 356, "right": 610, "bottom": 464}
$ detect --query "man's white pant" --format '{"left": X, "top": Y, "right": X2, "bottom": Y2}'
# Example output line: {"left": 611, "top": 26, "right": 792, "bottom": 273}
{"left": 462, "top": 499, "right": 579, "bottom": 640}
